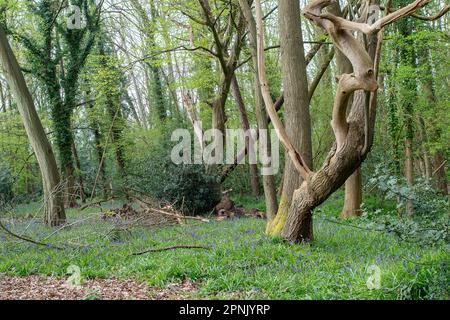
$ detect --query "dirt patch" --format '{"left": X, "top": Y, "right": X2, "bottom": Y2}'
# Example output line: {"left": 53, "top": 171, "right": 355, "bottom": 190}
{"left": 0, "top": 274, "right": 198, "bottom": 300}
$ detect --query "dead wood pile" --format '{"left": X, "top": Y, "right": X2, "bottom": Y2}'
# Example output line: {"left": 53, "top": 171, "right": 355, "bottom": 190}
{"left": 101, "top": 196, "right": 210, "bottom": 231}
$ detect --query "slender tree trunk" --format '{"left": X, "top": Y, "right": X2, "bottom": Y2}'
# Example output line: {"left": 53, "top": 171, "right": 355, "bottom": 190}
{"left": 397, "top": 0, "right": 417, "bottom": 216}
{"left": 266, "top": 0, "right": 313, "bottom": 237}
{"left": 231, "top": 75, "right": 260, "bottom": 196}
{"left": 0, "top": 79, "right": 6, "bottom": 112}
{"left": 72, "top": 139, "right": 86, "bottom": 203}
{"left": 212, "top": 99, "right": 227, "bottom": 137}
{"left": 238, "top": 0, "right": 278, "bottom": 220}
{"left": 93, "top": 124, "right": 108, "bottom": 198}
{"left": 404, "top": 128, "right": 414, "bottom": 216}
{"left": 434, "top": 152, "right": 448, "bottom": 196}
{"left": 0, "top": 25, "right": 66, "bottom": 226}
{"left": 86, "top": 93, "right": 109, "bottom": 199}
{"left": 420, "top": 48, "right": 447, "bottom": 195}
{"left": 118, "top": 26, "right": 148, "bottom": 129}
{"left": 418, "top": 117, "right": 432, "bottom": 181}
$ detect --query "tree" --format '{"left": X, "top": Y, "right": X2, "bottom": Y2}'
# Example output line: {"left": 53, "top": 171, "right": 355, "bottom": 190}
{"left": 17, "top": 0, "right": 102, "bottom": 207}
{"left": 196, "top": 0, "right": 246, "bottom": 144}
{"left": 238, "top": 0, "right": 278, "bottom": 219}
{"left": 337, "top": 2, "right": 363, "bottom": 219}
{"left": 0, "top": 24, "right": 65, "bottom": 226}
{"left": 256, "top": 0, "right": 437, "bottom": 242}
{"left": 265, "top": 0, "right": 313, "bottom": 237}
{"left": 130, "top": 0, "right": 168, "bottom": 122}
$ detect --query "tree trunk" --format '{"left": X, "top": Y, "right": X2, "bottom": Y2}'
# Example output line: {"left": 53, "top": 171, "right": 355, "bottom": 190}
{"left": 72, "top": 139, "right": 86, "bottom": 203}
{"left": 0, "top": 79, "right": 6, "bottom": 112}
{"left": 0, "top": 25, "right": 66, "bottom": 226}
{"left": 405, "top": 116, "right": 414, "bottom": 216}
{"left": 283, "top": 92, "right": 368, "bottom": 242}
{"left": 266, "top": 0, "right": 313, "bottom": 237}
{"left": 327, "top": 2, "right": 364, "bottom": 219}
{"left": 418, "top": 117, "right": 432, "bottom": 181}
{"left": 420, "top": 47, "right": 447, "bottom": 195}
{"left": 434, "top": 152, "right": 448, "bottom": 196}
{"left": 341, "top": 168, "right": 363, "bottom": 218}
{"left": 86, "top": 92, "right": 109, "bottom": 199}
{"left": 231, "top": 75, "right": 260, "bottom": 196}
{"left": 238, "top": 0, "right": 278, "bottom": 219}
{"left": 212, "top": 98, "right": 227, "bottom": 139}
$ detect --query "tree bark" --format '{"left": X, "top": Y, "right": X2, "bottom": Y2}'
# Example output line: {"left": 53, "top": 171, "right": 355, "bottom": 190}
{"left": 341, "top": 168, "right": 363, "bottom": 218}
{"left": 266, "top": 0, "right": 313, "bottom": 237}
{"left": 0, "top": 25, "right": 66, "bottom": 226}
{"left": 327, "top": 2, "right": 364, "bottom": 219}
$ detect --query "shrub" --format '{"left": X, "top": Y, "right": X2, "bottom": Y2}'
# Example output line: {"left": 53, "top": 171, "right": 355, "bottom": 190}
{"left": 128, "top": 123, "right": 221, "bottom": 215}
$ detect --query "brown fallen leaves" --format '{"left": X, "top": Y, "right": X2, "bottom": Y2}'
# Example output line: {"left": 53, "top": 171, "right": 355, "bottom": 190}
{"left": 0, "top": 274, "right": 198, "bottom": 300}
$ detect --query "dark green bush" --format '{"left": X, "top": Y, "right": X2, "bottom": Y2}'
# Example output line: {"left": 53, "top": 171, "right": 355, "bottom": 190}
{"left": 128, "top": 124, "right": 221, "bottom": 215}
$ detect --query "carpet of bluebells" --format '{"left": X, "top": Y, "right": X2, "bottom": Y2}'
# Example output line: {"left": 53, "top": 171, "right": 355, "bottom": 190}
{"left": 0, "top": 199, "right": 448, "bottom": 300}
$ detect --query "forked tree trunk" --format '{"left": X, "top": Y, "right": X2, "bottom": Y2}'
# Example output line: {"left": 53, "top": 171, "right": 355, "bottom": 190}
{"left": 0, "top": 25, "right": 66, "bottom": 226}
{"left": 255, "top": 0, "right": 433, "bottom": 242}
{"left": 327, "top": 2, "right": 364, "bottom": 219}
{"left": 284, "top": 92, "right": 368, "bottom": 241}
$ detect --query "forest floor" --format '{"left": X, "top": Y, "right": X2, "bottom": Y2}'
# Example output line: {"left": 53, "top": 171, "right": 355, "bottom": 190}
{"left": 0, "top": 195, "right": 448, "bottom": 300}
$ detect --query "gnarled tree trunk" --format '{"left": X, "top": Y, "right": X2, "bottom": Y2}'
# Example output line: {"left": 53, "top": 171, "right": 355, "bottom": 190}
{"left": 256, "top": 0, "right": 433, "bottom": 242}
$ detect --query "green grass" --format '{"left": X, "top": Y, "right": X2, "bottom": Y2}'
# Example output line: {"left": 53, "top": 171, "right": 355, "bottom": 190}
{"left": 0, "top": 198, "right": 448, "bottom": 300}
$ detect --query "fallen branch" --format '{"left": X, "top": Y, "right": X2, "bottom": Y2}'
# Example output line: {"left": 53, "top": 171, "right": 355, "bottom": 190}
{"left": 132, "top": 245, "right": 211, "bottom": 256}
{"left": 0, "top": 219, "right": 64, "bottom": 250}
{"left": 148, "top": 207, "right": 210, "bottom": 223}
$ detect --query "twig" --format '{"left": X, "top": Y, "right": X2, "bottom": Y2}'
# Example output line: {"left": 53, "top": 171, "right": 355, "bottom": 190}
{"left": 148, "top": 207, "right": 210, "bottom": 223}
{"left": 130, "top": 195, "right": 210, "bottom": 222}
{"left": 316, "top": 216, "right": 384, "bottom": 233}
{"left": 0, "top": 219, "right": 64, "bottom": 250}
{"left": 132, "top": 245, "right": 211, "bottom": 256}
{"left": 41, "top": 216, "right": 97, "bottom": 241}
